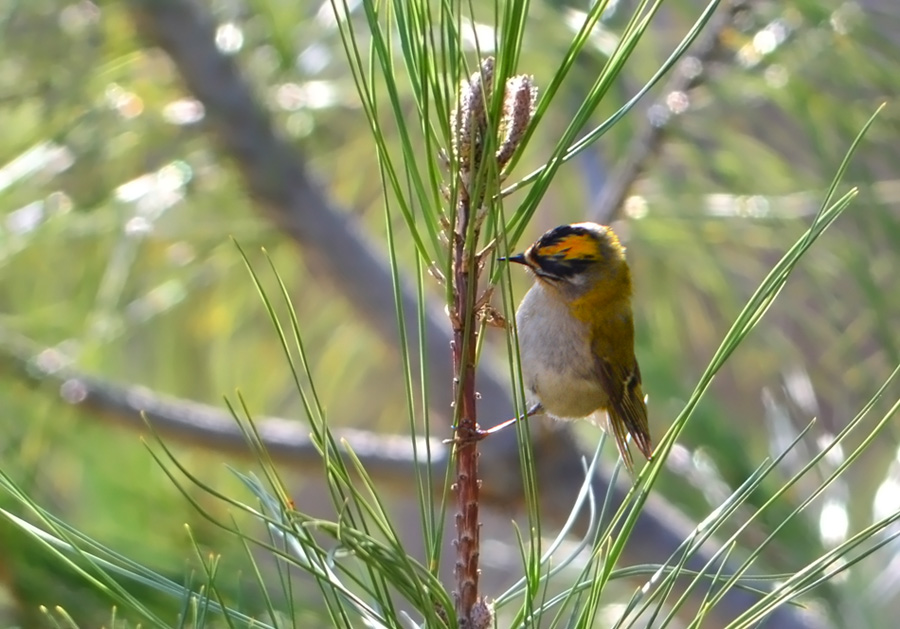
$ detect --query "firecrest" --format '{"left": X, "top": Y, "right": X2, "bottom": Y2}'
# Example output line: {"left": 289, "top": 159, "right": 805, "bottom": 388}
{"left": 503, "top": 222, "right": 653, "bottom": 472}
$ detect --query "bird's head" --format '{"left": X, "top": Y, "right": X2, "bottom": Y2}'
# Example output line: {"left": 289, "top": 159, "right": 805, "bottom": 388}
{"left": 502, "top": 222, "right": 628, "bottom": 296}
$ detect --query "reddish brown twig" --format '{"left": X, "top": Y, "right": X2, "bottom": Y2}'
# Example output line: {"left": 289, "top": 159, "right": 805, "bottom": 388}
{"left": 446, "top": 59, "right": 494, "bottom": 626}
{"left": 447, "top": 58, "right": 537, "bottom": 628}
{"left": 450, "top": 234, "right": 483, "bottom": 624}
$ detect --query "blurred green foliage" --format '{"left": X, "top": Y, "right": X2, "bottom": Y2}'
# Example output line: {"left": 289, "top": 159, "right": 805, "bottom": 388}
{"left": 0, "top": 0, "right": 898, "bottom": 626}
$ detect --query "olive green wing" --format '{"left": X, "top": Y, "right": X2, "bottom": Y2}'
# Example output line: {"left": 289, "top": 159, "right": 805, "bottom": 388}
{"left": 596, "top": 355, "right": 653, "bottom": 473}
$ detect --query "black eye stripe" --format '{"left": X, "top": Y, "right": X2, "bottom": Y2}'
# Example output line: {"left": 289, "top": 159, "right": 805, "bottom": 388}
{"left": 534, "top": 268, "right": 562, "bottom": 281}
{"left": 535, "top": 256, "right": 592, "bottom": 279}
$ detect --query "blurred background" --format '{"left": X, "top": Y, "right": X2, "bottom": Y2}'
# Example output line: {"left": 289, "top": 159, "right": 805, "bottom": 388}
{"left": 0, "top": 0, "right": 898, "bottom": 627}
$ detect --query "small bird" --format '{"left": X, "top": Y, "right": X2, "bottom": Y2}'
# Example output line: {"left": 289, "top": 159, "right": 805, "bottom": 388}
{"left": 503, "top": 222, "right": 653, "bottom": 472}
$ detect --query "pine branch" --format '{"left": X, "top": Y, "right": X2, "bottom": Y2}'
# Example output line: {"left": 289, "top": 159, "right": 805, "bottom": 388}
{"left": 76, "top": 2, "right": 824, "bottom": 626}
{"left": 0, "top": 322, "right": 819, "bottom": 629}
{"left": 449, "top": 215, "right": 484, "bottom": 624}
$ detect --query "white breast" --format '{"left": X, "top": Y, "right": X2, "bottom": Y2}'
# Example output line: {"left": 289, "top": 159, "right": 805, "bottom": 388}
{"left": 516, "top": 283, "right": 604, "bottom": 418}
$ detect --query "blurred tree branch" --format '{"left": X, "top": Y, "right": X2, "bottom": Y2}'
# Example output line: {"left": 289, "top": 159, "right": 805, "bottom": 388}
{"left": 590, "top": 0, "right": 749, "bottom": 224}
{"left": 0, "top": 326, "right": 437, "bottom": 488}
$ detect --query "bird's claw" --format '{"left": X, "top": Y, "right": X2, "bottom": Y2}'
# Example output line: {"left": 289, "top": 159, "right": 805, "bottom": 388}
{"left": 442, "top": 424, "right": 492, "bottom": 446}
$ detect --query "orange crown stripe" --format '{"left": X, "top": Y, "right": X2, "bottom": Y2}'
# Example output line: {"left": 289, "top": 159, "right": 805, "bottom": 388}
{"left": 539, "top": 234, "right": 598, "bottom": 260}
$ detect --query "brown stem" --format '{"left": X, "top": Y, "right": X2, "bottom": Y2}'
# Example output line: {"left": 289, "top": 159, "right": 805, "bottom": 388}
{"left": 451, "top": 205, "right": 482, "bottom": 624}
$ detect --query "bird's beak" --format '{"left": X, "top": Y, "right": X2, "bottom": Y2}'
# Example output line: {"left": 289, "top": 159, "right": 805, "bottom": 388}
{"left": 500, "top": 253, "right": 527, "bottom": 265}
